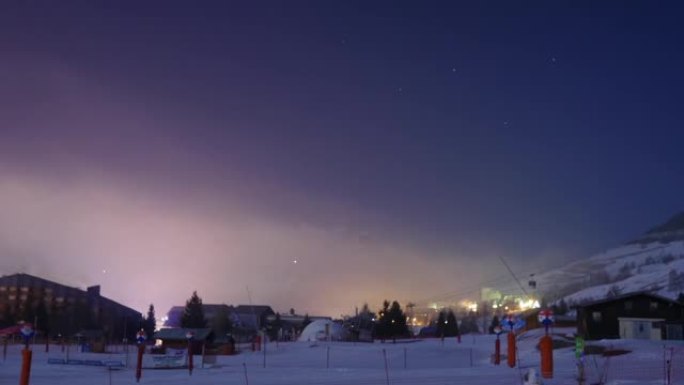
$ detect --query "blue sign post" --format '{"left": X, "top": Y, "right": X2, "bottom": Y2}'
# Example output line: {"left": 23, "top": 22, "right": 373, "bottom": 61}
{"left": 20, "top": 325, "right": 34, "bottom": 349}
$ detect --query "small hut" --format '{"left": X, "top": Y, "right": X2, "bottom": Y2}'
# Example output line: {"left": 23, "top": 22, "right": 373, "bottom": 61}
{"left": 154, "top": 328, "right": 212, "bottom": 354}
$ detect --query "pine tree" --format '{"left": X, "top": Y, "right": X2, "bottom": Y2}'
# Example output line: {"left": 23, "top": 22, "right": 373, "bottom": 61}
{"left": 489, "top": 315, "right": 500, "bottom": 334}
{"left": 459, "top": 310, "right": 479, "bottom": 334}
{"left": 143, "top": 304, "right": 156, "bottom": 338}
{"left": 181, "top": 291, "right": 207, "bottom": 328}
{"left": 376, "top": 300, "right": 391, "bottom": 339}
{"left": 436, "top": 311, "right": 446, "bottom": 337}
{"left": 445, "top": 310, "right": 459, "bottom": 337}
{"left": 387, "top": 301, "right": 409, "bottom": 338}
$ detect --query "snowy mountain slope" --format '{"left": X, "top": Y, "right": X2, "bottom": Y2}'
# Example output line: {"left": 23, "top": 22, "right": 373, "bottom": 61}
{"left": 531, "top": 213, "right": 684, "bottom": 305}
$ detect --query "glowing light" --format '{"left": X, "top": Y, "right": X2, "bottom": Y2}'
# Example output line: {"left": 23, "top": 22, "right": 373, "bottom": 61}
{"left": 462, "top": 301, "right": 478, "bottom": 312}
{"left": 517, "top": 298, "right": 540, "bottom": 311}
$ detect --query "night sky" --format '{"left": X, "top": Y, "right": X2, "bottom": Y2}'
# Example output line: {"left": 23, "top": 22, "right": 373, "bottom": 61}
{"left": 1, "top": 1, "right": 683, "bottom": 317}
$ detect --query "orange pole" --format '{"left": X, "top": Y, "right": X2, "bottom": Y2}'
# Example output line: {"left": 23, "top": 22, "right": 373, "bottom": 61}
{"left": 540, "top": 335, "right": 553, "bottom": 378}
{"left": 507, "top": 332, "right": 516, "bottom": 368}
{"left": 19, "top": 349, "right": 32, "bottom": 385}
{"left": 135, "top": 344, "right": 144, "bottom": 382}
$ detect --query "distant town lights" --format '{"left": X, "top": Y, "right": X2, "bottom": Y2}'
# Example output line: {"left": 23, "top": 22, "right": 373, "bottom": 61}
{"left": 517, "top": 298, "right": 540, "bottom": 311}
{"left": 462, "top": 301, "right": 478, "bottom": 312}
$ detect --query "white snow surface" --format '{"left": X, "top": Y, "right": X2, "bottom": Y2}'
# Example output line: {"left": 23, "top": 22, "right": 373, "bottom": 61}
{"left": 3, "top": 328, "right": 684, "bottom": 385}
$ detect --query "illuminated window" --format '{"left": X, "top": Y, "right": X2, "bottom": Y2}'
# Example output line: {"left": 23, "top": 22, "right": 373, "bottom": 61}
{"left": 592, "top": 311, "right": 602, "bottom": 322}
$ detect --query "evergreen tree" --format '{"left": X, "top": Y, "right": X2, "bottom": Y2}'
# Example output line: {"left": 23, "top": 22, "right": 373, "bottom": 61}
{"left": 459, "top": 310, "right": 479, "bottom": 334}
{"left": 445, "top": 310, "right": 459, "bottom": 337}
{"left": 181, "top": 291, "right": 207, "bottom": 328}
{"left": 143, "top": 304, "right": 156, "bottom": 339}
{"left": 376, "top": 300, "right": 391, "bottom": 339}
{"left": 436, "top": 311, "right": 446, "bottom": 337}
{"left": 488, "top": 315, "right": 500, "bottom": 334}
{"left": 376, "top": 300, "right": 409, "bottom": 339}
{"left": 356, "top": 303, "right": 376, "bottom": 332}
{"left": 387, "top": 301, "right": 409, "bottom": 338}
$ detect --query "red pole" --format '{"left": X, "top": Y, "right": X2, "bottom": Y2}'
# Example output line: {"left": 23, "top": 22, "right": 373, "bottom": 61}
{"left": 540, "top": 334, "right": 553, "bottom": 379}
{"left": 135, "top": 344, "right": 144, "bottom": 382}
{"left": 494, "top": 337, "right": 501, "bottom": 365}
{"left": 507, "top": 332, "right": 516, "bottom": 368}
{"left": 19, "top": 349, "right": 32, "bottom": 385}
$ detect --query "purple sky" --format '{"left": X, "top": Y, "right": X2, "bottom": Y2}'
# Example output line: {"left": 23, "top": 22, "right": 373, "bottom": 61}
{"left": 2, "top": 1, "right": 683, "bottom": 317}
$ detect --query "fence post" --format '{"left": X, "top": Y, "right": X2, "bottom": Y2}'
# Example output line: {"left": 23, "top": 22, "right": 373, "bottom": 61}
{"left": 382, "top": 348, "right": 390, "bottom": 385}
{"left": 243, "top": 362, "right": 249, "bottom": 385}
{"left": 404, "top": 347, "right": 407, "bottom": 369}
{"left": 668, "top": 347, "right": 673, "bottom": 385}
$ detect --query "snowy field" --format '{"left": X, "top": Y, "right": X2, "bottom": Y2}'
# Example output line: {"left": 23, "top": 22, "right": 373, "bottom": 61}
{"left": 2, "top": 328, "right": 684, "bottom": 385}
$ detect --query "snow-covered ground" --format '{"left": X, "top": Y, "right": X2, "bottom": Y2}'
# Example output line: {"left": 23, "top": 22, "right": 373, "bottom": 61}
{"left": 3, "top": 328, "right": 684, "bottom": 385}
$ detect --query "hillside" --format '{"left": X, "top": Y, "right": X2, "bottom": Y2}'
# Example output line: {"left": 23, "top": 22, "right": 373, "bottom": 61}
{"left": 629, "top": 211, "right": 684, "bottom": 244}
{"left": 532, "top": 212, "right": 684, "bottom": 306}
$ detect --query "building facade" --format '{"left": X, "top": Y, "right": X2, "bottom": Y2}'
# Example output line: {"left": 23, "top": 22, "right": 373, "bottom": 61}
{"left": 0, "top": 273, "right": 142, "bottom": 341}
{"left": 577, "top": 292, "right": 684, "bottom": 340}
